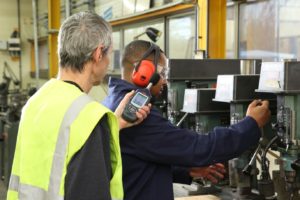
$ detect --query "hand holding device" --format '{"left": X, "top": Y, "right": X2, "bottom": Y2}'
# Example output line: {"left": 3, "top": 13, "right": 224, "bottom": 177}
{"left": 122, "top": 73, "right": 160, "bottom": 123}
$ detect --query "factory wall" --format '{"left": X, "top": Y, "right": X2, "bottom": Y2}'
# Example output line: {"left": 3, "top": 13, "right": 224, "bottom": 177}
{"left": 0, "top": 0, "right": 108, "bottom": 101}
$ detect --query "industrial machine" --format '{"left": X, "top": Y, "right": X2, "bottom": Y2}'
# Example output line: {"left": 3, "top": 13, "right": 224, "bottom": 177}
{"left": 179, "top": 88, "right": 230, "bottom": 195}
{"left": 180, "top": 88, "right": 229, "bottom": 133}
{"left": 0, "top": 62, "right": 33, "bottom": 187}
{"left": 167, "top": 59, "right": 300, "bottom": 200}
{"left": 256, "top": 61, "right": 300, "bottom": 200}
{"left": 214, "top": 74, "right": 276, "bottom": 199}
{"left": 166, "top": 59, "right": 262, "bottom": 196}
{"left": 167, "top": 59, "right": 261, "bottom": 127}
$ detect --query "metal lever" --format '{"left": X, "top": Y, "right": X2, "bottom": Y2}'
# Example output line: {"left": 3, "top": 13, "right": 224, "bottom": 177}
{"left": 243, "top": 142, "right": 261, "bottom": 176}
{"left": 176, "top": 112, "right": 189, "bottom": 127}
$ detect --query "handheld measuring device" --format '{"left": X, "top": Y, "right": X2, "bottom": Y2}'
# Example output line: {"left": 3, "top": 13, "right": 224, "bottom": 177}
{"left": 122, "top": 73, "right": 160, "bottom": 123}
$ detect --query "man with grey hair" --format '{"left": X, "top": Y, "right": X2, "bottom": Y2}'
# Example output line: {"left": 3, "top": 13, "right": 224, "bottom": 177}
{"left": 7, "top": 12, "right": 150, "bottom": 200}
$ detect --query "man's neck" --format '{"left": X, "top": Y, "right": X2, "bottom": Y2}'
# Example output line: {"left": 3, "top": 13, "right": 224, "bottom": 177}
{"left": 57, "top": 67, "right": 92, "bottom": 93}
{"left": 122, "top": 72, "right": 134, "bottom": 84}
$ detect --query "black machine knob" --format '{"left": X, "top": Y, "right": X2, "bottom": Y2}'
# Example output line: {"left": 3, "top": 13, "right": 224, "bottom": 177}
{"left": 291, "top": 159, "right": 300, "bottom": 171}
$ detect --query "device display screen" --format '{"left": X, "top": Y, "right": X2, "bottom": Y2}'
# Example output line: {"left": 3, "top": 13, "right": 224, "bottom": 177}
{"left": 131, "top": 92, "right": 149, "bottom": 108}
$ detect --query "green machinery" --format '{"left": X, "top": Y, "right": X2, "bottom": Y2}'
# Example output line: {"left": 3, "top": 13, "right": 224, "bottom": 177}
{"left": 166, "top": 59, "right": 261, "bottom": 128}
{"left": 166, "top": 59, "right": 262, "bottom": 195}
{"left": 180, "top": 88, "right": 229, "bottom": 134}
{"left": 178, "top": 88, "right": 230, "bottom": 195}
{"left": 0, "top": 62, "right": 31, "bottom": 188}
{"left": 214, "top": 74, "right": 276, "bottom": 199}
{"left": 256, "top": 61, "right": 300, "bottom": 200}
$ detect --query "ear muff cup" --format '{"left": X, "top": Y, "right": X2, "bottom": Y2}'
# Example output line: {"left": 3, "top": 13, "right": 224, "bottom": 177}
{"left": 132, "top": 60, "right": 156, "bottom": 87}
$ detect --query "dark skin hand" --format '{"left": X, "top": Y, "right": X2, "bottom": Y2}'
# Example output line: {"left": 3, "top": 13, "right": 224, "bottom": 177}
{"left": 189, "top": 163, "right": 226, "bottom": 184}
{"left": 246, "top": 99, "right": 271, "bottom": 128}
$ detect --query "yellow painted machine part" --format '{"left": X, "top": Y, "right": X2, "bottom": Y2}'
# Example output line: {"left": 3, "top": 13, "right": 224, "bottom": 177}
{"left": 208, "top": 0, "right": 226, "bottom": 58}
{"left": 48, "top": 0, "right": 60, "bottom": 78}
{"left": 198, "top": 0, "right": 226, "bottom": 58}
{"left": 197, "top": 0, "right": 207, "bottom": 54}
{"left": 110, "top": 4, "right": 194, "bottom": 26}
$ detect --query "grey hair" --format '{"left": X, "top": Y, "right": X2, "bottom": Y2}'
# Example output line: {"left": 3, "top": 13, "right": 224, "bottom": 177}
{"left": 58, "top": 11, "right": 112, "bottom": 71}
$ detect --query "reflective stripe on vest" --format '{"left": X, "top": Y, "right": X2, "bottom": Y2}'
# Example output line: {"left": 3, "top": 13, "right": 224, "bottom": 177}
{"left": 9, "top": 94, "right": 93, "bottom": 200}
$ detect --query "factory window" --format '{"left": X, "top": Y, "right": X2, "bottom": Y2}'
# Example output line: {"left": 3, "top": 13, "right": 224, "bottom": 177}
{"left": 229, "top": 0, "right": 300, "bottom": 61}
{"left": 123, "top": 20, "right": 165, "bottom": 49}
{"left": 167, "top": 12, "right": 195, "bottom": 59}
{"left": 110, "top": 31, "right": 122, "bottom": 73}
{"left": 32, "top": 0, "right": 195, "bottom": 78}
{"left": 226, "top": 4, "right": 236, "bottom": 58}
{"left": 111, "top": 10, "right": 195, "bottom": 70}
{"left": 112, "top": 12, "right": 196, "bottom": 65}
{"left": 111, "top": 19, "right": 165, "bottom": 72}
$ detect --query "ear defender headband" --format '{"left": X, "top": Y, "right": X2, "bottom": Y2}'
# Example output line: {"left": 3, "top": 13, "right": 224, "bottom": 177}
{"left": 132, "top": 42, "right": 161, "bottom": 87}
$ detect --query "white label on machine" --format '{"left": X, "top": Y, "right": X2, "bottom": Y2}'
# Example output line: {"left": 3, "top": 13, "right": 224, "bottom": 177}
{"left": 214, "top": 75, "right": 234, "bottom": 102}
{"left": 258, "top": 62, "right": 284, "bottom": 91}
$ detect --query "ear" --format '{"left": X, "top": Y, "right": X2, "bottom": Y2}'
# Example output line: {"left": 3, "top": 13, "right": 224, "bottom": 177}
{"left": 93, "top": 45, "right": 103, "bottom": 62}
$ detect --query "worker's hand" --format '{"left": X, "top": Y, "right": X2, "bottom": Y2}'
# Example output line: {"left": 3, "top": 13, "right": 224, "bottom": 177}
{"left": 189, "top": 163, "right": 226, "bottom": 184}
{"left": 246, "top": 99, "right": 271, "bottom": 128}
{"left": 115, "top": 91, "right": 151, "bottom": 130}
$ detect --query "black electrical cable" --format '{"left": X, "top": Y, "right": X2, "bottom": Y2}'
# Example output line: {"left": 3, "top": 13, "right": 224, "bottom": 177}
{"left": 260, "top": 135, "right": 279, "bottom": 180}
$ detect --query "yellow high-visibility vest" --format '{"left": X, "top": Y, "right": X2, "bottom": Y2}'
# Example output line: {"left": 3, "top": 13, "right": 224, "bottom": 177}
{"left": 7, "top": 79, "right": 123, "bottom": 200}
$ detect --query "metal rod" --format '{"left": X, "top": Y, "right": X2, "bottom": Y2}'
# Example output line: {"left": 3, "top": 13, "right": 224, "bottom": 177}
{"left": 267, "top": 149, "right": 280, "bottom": 159}
{"left": 88, "top": 0, "right": 95, "bottom": 11}
{"left": 194, "top": 5, "right": 198, "bottom": 56}
{"left": 72, "top": 0, "right": 89, "bottom": 9}
{"left": 32, "top": 0, "right": 39, "bottom": 87}
{"left": 176, "top": 112, "right": 189, "bottom": 127}
{"left": 4, "top": 62, "right": 20, "bottom": 85}
{"left": 262, "top": 136, "right": 279, "bottom": 160}
{"left": 17, "top": 0, "right": 22, "bottom": 88}
{"left": 234, "top": 1, "right": 239, "bottom": 58}
{"left": 206, "top": 0, "right": 210, "bottom": 56}
{"left": 133, "top": 32, "right": 146, "bottom": 40}
{"left": 65, "top": 0, "right": 70, "bottom": 18}
{"left": 250, "top": 144, "right": 261, "bottom": 165}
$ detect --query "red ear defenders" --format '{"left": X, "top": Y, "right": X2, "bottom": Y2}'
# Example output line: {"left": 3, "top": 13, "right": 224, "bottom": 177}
{"left": 131, "top": 42, "right": 161, "bottom": 87}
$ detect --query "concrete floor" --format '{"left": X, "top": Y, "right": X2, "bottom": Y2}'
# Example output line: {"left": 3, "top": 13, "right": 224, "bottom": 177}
{"left": 0, "top": 182, "right": 216, "bottom": 200}
{"left": 0, "top": 183, "right": 186, "bottom": 199}
{"left": 0, "top": 181, "right": 7, "bottom": 200}
{"left": 0, "top": 183, "right": 195, "bottom": 199}
{"left": 0, "top": 183, "right": 220, "bottom": 200}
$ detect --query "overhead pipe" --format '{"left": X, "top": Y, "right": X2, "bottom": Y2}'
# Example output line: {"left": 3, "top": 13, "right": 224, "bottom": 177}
{"left": 17, "top": 0, "right": 22, "bottom": 88}
{"left": 65, "top": 0, "right": 70, "bottom": 18}
{"left": 32, "top": 0, "right": 39, "bottom": 87}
